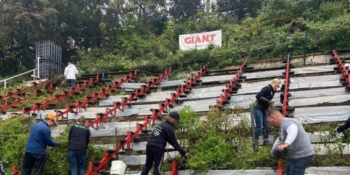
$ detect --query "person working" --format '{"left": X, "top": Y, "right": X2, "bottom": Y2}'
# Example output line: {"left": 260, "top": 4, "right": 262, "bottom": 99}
{"left": 141, "top": 111, "right": 186, "bottom": 175}
{"left": 335, "top": 117, "right": 350, "bottom": 133}
{"left": 267, "top": 110, "right": 314, "bottom": 175}
{"left": 64, "top": 62, "right": 78, "bottom": 88}
{"left": 21, "top": 113, "right": 60, "bottom": 175}
{"left": 67, "top": 116, "right": 91, "bottom": 175}
{"left": 254, "top": 78, "right": 281, "bottom": 145}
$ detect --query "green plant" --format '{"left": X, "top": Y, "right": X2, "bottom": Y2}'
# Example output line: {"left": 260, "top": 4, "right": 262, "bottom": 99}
{"left": 0, "top": 117, "right": 103, "bottom": 174}
{"left": 169, "top": 106, "right": 277, "bottom": 173}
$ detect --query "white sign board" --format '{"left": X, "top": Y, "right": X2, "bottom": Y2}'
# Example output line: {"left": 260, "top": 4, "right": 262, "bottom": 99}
{"left": 179, "top": 30, "right": 222, "bottom": 51}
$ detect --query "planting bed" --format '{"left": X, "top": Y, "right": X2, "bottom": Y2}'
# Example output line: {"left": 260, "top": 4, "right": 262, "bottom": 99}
{"left": 3, "top": 52, "right": 350, "bottom": 174}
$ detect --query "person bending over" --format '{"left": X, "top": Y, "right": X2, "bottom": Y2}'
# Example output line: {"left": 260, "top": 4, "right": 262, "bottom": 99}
{"left": 254, "top": 78, "right": 281, "bottom": 145}
{"left": 267, "top": 110, "right": 314, "bottom": 175}
{"left": 141, "top": 111, "right": 186, "bottom": 175}
{"left": 21, "top": 114, "right": 60, "bottom": 175}
{"left": 336, "top": 117, "right": 350, "bottom": 133}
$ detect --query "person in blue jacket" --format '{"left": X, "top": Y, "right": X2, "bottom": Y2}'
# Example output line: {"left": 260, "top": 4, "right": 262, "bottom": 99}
{"left": 21, "top": 113, "right": 60, "bottom": 175}
{"left": 141, "top": 111, "right": 187, "bottom": 175}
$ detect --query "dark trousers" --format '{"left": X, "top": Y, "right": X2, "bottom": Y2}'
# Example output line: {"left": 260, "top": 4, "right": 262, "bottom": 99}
{"left": 254, "top": 108, "right": 269, "bottom": 141}
{"left": 0, "top": 156, "right": 4, "bottom": 175}
{"left": 141, "top": 145, "right": 165, "bottom": 175}
{"left": 286, "top": 155, "right": 313, "bottom": 175}
{"left": 67, "top": 151, "right": 86, "bottom": 175}
{"left": 67, "top": 79, "right": 76, "bottom": 88}
{"left": 337, "top": 117, "right": 350, "bottom": 132}
{"left": 21, "top": 152, "right": 46, "bottom": 175}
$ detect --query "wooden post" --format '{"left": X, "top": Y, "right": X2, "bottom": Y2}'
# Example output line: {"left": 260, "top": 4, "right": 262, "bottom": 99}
{"left": 250, "top": 104, "right": 257, "bottom": 152}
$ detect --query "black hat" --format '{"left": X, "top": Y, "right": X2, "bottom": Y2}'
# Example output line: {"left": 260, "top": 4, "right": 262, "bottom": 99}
{"left": 169, "top": 111, "right": 180, "bottom": 121}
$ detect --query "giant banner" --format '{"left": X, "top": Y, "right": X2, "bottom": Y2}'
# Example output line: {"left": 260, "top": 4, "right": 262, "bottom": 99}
{"left": 179, "top": 30, "right": 222, "bottom": 51}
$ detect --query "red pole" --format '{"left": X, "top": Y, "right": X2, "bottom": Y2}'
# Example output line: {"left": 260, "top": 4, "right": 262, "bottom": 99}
{"left": 277, "top": 159, "right": 283, "bottom": 175}
{"left": 170, "top": 160, "right": 178, "bottom": 175}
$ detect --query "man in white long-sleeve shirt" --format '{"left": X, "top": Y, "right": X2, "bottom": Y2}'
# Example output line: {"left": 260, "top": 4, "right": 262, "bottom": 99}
{"left": 64, "top": 62, "right": 78, "bottom": 88}
{"left": 267, "top": 110, "right": 314, "bottom": 175}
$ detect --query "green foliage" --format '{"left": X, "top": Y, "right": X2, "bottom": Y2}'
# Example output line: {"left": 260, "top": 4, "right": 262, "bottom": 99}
{"left": 173, "top": 107, "right": 276, "bottom": 173}
{"left": 0, "top": 117, "right": 30, "bottom": 174}
{"left": 2, "top": 0, "right": 350, "bottom": 77}
{"left": 0, "top": 118, "right": 102, "bottom": 174}
{"left": 44, "top": 131, "right": 103, "bottom": 175}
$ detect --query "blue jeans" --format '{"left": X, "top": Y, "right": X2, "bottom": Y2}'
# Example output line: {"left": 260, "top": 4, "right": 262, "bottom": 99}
{"left": 67, "top": 151, "right": 86, "bottom": 175}
{"left": 286, "top": 155, "right": 314, "bottom": 175}
{"left": 254, "top": 108, "right": 269, "bottom": 141}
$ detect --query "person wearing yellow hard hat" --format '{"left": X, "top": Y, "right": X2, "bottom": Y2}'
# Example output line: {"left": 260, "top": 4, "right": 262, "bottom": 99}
{"left": 21, "top": 113, "right": 61, "bottom": 175}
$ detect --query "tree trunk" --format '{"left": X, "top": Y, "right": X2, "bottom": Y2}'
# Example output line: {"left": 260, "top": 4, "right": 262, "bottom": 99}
{"left": 206, "top": 0, "right": 210, "bottom": 18}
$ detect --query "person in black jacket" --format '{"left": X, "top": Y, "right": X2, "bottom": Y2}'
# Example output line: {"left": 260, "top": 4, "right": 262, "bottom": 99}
{"left": 141, "top": 111, "right": 186, "bottom": 175}
{"left": 254, "top": 78, "right": 281, "bottom": 145}
{"left": 336, "top": 117, "right": 350, "bottom": 132}
{"left": 67, "top": 116, "right": 90, "bottom": 175}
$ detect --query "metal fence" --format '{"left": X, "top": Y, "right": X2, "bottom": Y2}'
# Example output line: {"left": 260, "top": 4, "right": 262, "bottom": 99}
{"left": 35, "top": 41, "right": 62, "bottom": 78}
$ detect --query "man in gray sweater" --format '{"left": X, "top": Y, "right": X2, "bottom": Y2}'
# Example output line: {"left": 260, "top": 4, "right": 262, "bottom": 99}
{"left": 267, "top": 110, "right": 314, "bottom": 175}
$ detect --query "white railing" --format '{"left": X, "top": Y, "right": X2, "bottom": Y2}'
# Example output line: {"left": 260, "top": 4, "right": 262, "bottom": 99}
{"left": 0, "top": 69, "right": 40, "bottom": 88}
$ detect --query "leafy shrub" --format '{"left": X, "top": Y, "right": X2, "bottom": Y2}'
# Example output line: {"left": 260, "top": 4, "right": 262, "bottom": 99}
{"left": 0, "top": 118, "right": 103, "bottom": 174}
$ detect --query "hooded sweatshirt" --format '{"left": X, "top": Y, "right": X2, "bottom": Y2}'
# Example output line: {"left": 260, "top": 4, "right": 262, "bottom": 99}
{"left": 64, "top": 64, "right": 78, "bottom": 80}
{"left": 147, "top": 122, "right": 186, "bottom": 156}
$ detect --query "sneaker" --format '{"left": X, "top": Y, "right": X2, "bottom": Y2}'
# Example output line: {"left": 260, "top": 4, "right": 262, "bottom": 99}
{"left": 263, "top": 140, "right": 270, "bottom": 146}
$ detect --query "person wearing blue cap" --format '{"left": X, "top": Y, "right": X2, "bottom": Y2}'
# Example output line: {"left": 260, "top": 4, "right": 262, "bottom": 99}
{"left": 141, "top": 111, "right": 186, "bottom": 175}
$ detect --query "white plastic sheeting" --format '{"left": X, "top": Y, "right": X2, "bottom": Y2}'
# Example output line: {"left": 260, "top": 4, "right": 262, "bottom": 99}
{"left": 289, "top": 95, "right": 349, "bottom": 107}
{"left": 243, "top": 69, "right": 284, "bottom": 79}
{"left": 89, "top": 122, "right": 155, "bottom": 137}
{"left": 0, "top": 107, "right": 139, "bottom": 120}
{"left": 94, "top": 142, "right": 177, "bottom": 153}
{"left": 293, "top": 65, "right": 336, "bottom": 74}
{"left": 121, "top": 83, "right": 145, "bottom": 89}
{"left": 99, "top": 86, "right": 226, "bottom": 106}
{"left": 174, "top": 170, "right": 277, "bottom": 175}
{"left": 102, "top": 77, "right": 344, "bottom": 108}
{"left": 119, "top": 152, "right": 179, "bottom": 166}
{"left": 160, "top": 80, "right": 185, "bottom": 88}
{"left": 242, "top": 65, "right": 336, "bottom": 80}
{"left": 99, "top": 91, "right": 174, "bottom": 106}
{"left": 2, "top": 89, "right": 349, "bottom": 125}
{"left": 173, "top": 167, "right": 350, "bottom": 175}
{"left": 51, "top": 125, "right": 68, "bottom": 137}
{"left": 294, "top": 106, "right": 350, "bottom": 124}
{"left": 291, "top": 74, "right": 340, "bottom": 83}
{"left": 237, "top": 75, "right": 341, "bottom": 95}
{"left": 120, "top": 65, "right": 339, "bottom": 91}
{"left": 119, "top": 143, "right": 350, "bottom": 166}
{"left": 229, "top": 87, "right": 346, "bottom": 109}
{"left": 200, "top": 74, "right": 236, "bottom": 83}
{"left": 290, "top": 87, "right": 347, "bottom": 99}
